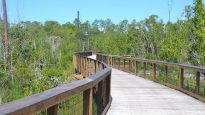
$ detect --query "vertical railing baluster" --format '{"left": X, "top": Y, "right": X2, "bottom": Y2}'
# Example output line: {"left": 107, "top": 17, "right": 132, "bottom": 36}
{"left": 123, "top": 58, "right": 125, "bottom": 71}
{"left": 135, "top": 61, "right": 138, "bottom": 75}
{"left": 87, "top": 58, "right": 89, "bottom": 76}
{"left": 179, "top": 68, "right": 184, "bottom": 89}
{"left": 80, "top": 56, "right": 82, "bottom": 75}
{"left": 107, "top": 56, "right": 109, "bottom": 65}
{"left": 106, "top": 74, "right": 111, "bottom": 103}
{"left": 94, "top": 60, "right": 97, "bottom": 73}
{"left": 196, "top": 71, "right": 200, "bottom": 94}
{"left": 153, "top": 64, "right": 156, "bottom": 80}
{"left": 98, "top": 61, "right": 100, "bottom": 71}
{"left": 84, "top": 57, "right": 86, "bottom": 77}
{"left": 164, "top": 65, "right": 168, "bottom": 82}
{"left": 129, "top": 59, "right": 131, "bottom": 72}
{"left": 118, "top": 58, "right": 120, "bottom": 69}
{"left": 83, "top": 88, "right": 93, "bottom": 115}
{"left": 111, "top": 56, "right": 113, "bottom": 66}
{"left": 144, "top": 62, "right": 146, "bottom": 78}
{"left": 47, "top": 104, "right": 58, "bottom": 115}
{"left": 79, "top": 56, "right": 81, "bottom": 74}
{"left": 77, "top": 55, "right": 79, "bottom": 73}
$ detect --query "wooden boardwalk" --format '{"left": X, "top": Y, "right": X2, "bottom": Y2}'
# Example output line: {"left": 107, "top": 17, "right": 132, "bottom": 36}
{"left": 89, "top": 55, "right": 205, "bottom": 115}
{"left": 107, "top": 68, "right": 205, "bottom": 115}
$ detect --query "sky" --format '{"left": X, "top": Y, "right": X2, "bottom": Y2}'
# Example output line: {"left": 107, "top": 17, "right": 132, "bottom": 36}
{"left": 0, "top": 0, "right": 194, "bottom": 24}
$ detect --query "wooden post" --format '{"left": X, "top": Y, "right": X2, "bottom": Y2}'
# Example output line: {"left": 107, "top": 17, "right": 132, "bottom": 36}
{"left": 135, "top": 61, "right": 138, "bottom": 75}
{"left": 129, "top": 60, "right": 131, "bottom": 72}
{"left": 107, "top": 56, "right": 111, "bottom": 65}
{"left": 80, "top": 56, "right": 82, "bottom": 74}
{"left": 196, "top": 71, "right": 200, "bottom": 94}
{"left": 118, "top": 58, "right": 120, "bottom": 69}
{"left": 144, "top": 62, "right": 146, "bottom": 78}
{"left": 94, "top": 61, "right": 97, "bottom": 73}
{"left": 107, "top": 56, "right": 109, "bottom": 65}
{"left": 123, "top": 59, "right": 125, "bottom": 70}
{"left": 164, "top": 65, "right": 168, "bottom": 82}
{"left": 108, "top": 56, "right": 109, "bottom": 65}
{"left": 106, "top": 74, "right": 111, "bottom": 103}
{"left": 153, "top": 64, "right": 156, "bottom": 80}
{"left": 88, "top": 58, "right": 90, "bottom": 76}
{"left": 96, "top": 61, "right": 98, "bottom": 72}
{"left": 102, "top": 63, "right": 105, "bottom": 69}
{"left": 108, "top": 56, "right": 110, "bottom": 65}
{"left": 83, "top": 88, "right": 93, "bottom": 115}
{"left": 110, "top": 56, "right": 112, "bottom": 66}
{"left": 89, "top": 58, "right": 91, "bottom": 75}
{"left": 179, "top": 68, "right": 184, "bottom": 89}
{"left": 87, "top": 58, "right": 89, "bottom": 76}
{"left": 111, "top": 56, "right": 113, "bottom": 66}
{"left": 82, "top": 56, "right": 84, "bottom": 74}
{"left": 77, "top": 55, "right": 80, "bottom": 72}
{"left": 101, "top": 55, "right": 103, "bottom": 62}
{"left": 84, "top": 57, "right": 86, "bottom": 77}
{"left": 82, "top": 57, "right": 84, "bottom": 76}
{"left": 96, "top": 54, "right": 98, "bottom": 61}
{"left": 97, "top": 61, "right": 100, "bottom": 72}
{"left": 114, "top": 57, "right": 116, "bottom": 67}
{"left": 112, "top": 57, "right": 115, "bottom": 67}
{"left": 47, "top": 104, "right": 58, "bottom": 115}
{"left": 73, "top": 55, "right": 76, "bottom": 68}
{"left": 78, "top": 55, "right": 80, "bottom": 73}
{"left": 98, "top": 62, "right": 101, "bottom": 71}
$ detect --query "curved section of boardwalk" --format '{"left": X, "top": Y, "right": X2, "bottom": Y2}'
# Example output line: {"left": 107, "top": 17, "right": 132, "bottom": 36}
{"left": 89, "top": 55, "right": 205, "bottom": 115}
{"left": 107, "top": 68, "right": 205, "bottom": 115}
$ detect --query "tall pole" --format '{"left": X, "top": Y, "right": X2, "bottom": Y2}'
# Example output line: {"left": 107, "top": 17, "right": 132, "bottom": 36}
{"left": 77, "top": 11, "right": 80, "bottom": 34}
{"left": 168, "top": 0, "right": 173, "bottom": 22}
{"left": 76, "top": 11, "right": 81, "bottom": 51}
{"left": 2, "top": 0, "right": 9, "bottom": 70}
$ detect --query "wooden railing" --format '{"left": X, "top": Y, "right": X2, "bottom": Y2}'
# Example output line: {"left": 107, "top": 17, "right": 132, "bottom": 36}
{"left": 0, "top": 52, "right": 112, "bottom": 115}
{"left": 97, "top": 53, "right": 205, "bottom": 102}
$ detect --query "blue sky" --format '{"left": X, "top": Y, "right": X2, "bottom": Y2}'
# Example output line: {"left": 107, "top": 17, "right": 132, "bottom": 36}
{"left": 1, "top": 0, "right": 193, "bottom": 24}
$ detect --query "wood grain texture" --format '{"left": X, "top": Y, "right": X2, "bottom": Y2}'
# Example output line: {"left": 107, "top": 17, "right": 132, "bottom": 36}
{"left": 83, "top": 88, "right": 93, "bottom": 115}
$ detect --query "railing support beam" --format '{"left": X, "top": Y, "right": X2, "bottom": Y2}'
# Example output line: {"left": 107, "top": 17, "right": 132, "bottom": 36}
{"left": 144, "top": 62, "right": 146, "bottom": 78}
{"left": 83, "top": 88, "right": 93, "bottom": 115}
{"left": 47, "top": 104, "right": 58, "bottom": 115}
{"left": 179, "top": 68, "right": 184, "bottom": 89}
{"left": 196, "top": 71, "right": 200, "bottom": 94}
{"left": 164, "top": 65, "right": 168, "bottom": 82}
{"left": 153, "top": 64, "right": 156, "bottom": 80}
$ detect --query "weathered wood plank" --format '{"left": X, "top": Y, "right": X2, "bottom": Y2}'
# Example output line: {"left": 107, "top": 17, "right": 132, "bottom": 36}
{"left": 107, "top": 68, "right": 205, "bottom": 115}
{"left": 47, "top": 104, "right": 58, "bottom": 115}
{"left": 108, "top": 55, "right": 205, "bottom": 72}
{"left": 83, "top": 88, "right": 93, "bottom": 115}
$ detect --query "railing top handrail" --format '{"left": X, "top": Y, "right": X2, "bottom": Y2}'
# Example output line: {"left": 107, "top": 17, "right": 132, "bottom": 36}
{"left": 98, "top": 53, "right": 205, "bottom": 72}
{"left": 0, "top": 52, "right": 112, "bottom": 115}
